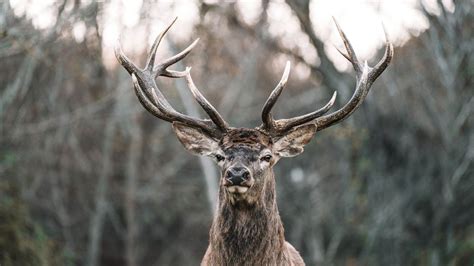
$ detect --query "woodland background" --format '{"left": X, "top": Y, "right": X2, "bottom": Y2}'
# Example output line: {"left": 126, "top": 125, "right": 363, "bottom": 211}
{"left": 1, "top": 0, "right": 473, "bottom": 265}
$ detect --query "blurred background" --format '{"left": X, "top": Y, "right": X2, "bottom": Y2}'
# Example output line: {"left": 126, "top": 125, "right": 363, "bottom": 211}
{"left": 1, "top": 0, "right": 473, "bottom": 265}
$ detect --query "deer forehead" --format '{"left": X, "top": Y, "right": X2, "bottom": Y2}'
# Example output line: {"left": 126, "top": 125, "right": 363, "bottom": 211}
{"left": 220, "top": 128, "right": 273, "bottom": 152}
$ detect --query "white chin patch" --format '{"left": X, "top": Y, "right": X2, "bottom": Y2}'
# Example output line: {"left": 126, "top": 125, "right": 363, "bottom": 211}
{"left": 227, "top": 186, "right": 249, "bottom": 194}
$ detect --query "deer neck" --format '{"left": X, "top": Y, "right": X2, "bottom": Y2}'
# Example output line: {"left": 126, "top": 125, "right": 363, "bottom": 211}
{"left": 209, "top": 171, "right": 286, "bottom": 264}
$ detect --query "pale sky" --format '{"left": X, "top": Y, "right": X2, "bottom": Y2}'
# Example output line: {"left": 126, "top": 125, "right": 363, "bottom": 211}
{"left": 10, "top": 0, "right": 454, "bottom": 71}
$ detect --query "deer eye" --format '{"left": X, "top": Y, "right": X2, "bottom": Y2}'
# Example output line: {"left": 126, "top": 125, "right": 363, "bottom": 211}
{"left": 215, "top": 154, "right": 225, "bottom": 162}
{"left": 260, "top": 154, "right": 272, "bottom": 162}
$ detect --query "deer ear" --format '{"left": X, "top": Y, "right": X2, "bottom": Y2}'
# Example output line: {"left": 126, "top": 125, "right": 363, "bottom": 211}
{"left": 273, "top": 124, "right": 317, "bottom": 157}
{"left": 172, "top": 122, "right": 219, "bottom": 156}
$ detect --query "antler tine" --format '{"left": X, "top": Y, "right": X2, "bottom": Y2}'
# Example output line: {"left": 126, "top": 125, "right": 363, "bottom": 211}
{"left": 158, "top": 38, "right": 200, "bottom": 77}
{"left": 332, "top": 17, "right": 362, "bottom": 75}
{"left": 334, "top": 44, "right": 351, "bottom": 62}
{"left": 314, "top": 20, "right": 394, "bottom": 132}
{"left": 145, "top": 17, "right": 201, "bottom": 79}
{"left": 131, "top": 73, "right": 213, "bottom": 128}
{"left": 115, "top": 18, "right": 228, "bottom": 138}
{"left": 276, "top": 91, "right": 337, "bottom": 133}
{"left": 115, "top": 41, "right": 141, "bottom": 75}
{"left": 368, "top": 25, "right": 394, "bottom": 82}
{"left": 260, "top": 61, "right": 338, "bottom": 136}
{"left": 185, "top": 67, "right": 229, "bottom": 131}
{"left": 146, "top": 17, "right": 177, "bottom": 71}
{"left": 314, "top": 63, "right": 370, "bottom": 131}
{"left": 261, "top": 61, "right": 291, "bottom": 132}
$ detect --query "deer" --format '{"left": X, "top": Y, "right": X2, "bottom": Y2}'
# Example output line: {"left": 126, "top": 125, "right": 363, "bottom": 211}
{"left": 115, "top": 17, "right": 393, "bottom": 265}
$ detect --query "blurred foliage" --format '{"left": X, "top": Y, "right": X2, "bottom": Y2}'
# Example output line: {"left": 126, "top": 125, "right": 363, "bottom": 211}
{"left": 0, "top": 182, "right": 64, "bottom": 266}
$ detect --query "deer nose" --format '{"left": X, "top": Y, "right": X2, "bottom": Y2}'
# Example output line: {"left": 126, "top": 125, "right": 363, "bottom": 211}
{"left": 225, "top": 166, "right": 250, "bottom": 186}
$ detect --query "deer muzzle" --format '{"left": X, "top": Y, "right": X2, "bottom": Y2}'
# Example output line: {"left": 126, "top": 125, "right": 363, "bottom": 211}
{"left": 224, "top": 165, "right": 253, "bottom": 193}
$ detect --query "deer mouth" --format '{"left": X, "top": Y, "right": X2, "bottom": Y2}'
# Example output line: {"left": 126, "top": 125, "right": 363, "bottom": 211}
{"left": 225, "top": 185, "right": 250, "bottom": 194}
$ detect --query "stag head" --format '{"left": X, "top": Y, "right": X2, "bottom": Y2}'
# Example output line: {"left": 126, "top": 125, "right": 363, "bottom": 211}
{"left": 173, "top": 123, "right": 317, "bottom": 206}
{"left": 115, "top": 18, "right": 393, "bottom": 207}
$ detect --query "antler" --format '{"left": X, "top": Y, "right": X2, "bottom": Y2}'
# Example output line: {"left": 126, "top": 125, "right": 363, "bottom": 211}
{"left": 260, "top": 61, "right": 337, "bottom": 135}
{"left": 260, "top": 19, "right": 393, "bottom": 137}
{"left": 115, "top": 18, "right": 229, "bottom": 138}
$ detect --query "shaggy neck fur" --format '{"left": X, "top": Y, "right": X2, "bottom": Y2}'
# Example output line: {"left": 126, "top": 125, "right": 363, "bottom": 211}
{"left": 208, "top": 171, "right": 286, "bottom": 265}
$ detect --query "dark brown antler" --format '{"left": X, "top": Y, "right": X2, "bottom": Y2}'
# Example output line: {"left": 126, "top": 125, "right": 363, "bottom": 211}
{"left": 314, "top": 18, "right": 394, "bottom": 131}
{"left": 260, "top": 61, "right": 337, "bottom": 136}
{"left": 115, "top": 18, "right": 228, "bottom": 138}
{"left": 260, "top": 19, "right": 394, "bottom": 136}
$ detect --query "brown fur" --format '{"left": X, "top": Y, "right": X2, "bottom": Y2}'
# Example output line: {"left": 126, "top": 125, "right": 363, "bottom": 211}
{"left": 220, "top": 128, "right": 273, "bottom": 150}
{"left": 201, "top": 129, "right": 305, "bottom": 265}
{"left": 171, "top": 125, "right": 310, "bottom": 265}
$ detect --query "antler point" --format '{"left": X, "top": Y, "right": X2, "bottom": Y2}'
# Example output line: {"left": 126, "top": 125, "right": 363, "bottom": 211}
{"left": 381, "top": 22, "right": 390, "bottom": 43}
{"left": 283, "top": 61, "right": 291, "bottom": 79}
{"left": 329, "top": 91, "right": 337, "bottom": 105}
{"left": 332, "top": 17, "right": 342, "bottom": 31}
{"left": 114, "top": 42, "right": 121, "bottom": 54}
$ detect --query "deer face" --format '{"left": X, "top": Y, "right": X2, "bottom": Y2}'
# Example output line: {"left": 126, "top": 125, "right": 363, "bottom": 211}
{"left": 172, "top": 123, "right": 316, "bottom": 205}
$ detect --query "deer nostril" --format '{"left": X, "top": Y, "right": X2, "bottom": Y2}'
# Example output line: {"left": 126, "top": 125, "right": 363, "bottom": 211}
{"left": 225, "top": 166, "right": 251, "bottom": 186}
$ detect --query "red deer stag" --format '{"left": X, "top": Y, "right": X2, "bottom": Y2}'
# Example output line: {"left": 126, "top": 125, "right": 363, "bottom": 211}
{"left": 115, "top": 18, "right": 393, "bottom": 265}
